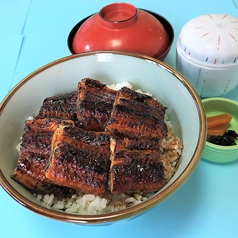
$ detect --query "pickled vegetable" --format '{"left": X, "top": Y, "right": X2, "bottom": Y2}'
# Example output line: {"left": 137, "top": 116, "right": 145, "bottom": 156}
{"left": 207, "top": 113, "right": 232, "bottom": 129}
{"left": 206, "top": 113, "right": 238, "bottom": 146}
{"left": 207, "top": 123, "right": 228, "bottom": 136}
{"left": 207, "top": 130, "right": 238, "bottom": 146}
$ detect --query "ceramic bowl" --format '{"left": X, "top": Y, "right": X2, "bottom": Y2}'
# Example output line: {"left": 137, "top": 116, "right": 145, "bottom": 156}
{"left": 176, "top": 14, "right": 238, "bottom": 98}
{"left": 202, "top": 97, "right": 238, "bottom": 163}
{"left": 0, "top": 51, "right": 206, "bottom": 224}
{"left": 68, "top": 3, "right": 174, "bottom": 61}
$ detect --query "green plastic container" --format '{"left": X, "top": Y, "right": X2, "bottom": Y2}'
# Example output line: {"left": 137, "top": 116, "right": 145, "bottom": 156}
{"left": 202, "top": 97, "right": 238, "bottom": 163}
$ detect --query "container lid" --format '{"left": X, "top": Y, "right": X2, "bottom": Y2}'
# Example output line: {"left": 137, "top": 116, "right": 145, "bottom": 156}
{"left": 70, "top": 3, "right": 171, "bottom": 60}
{"left": 177, "top": 14, "right": 238, "bottom": 67}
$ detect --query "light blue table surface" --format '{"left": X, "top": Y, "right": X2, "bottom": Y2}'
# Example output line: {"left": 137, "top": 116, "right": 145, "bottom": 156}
{"left": 1, "top": 1, "right": 238, "bottom": 237}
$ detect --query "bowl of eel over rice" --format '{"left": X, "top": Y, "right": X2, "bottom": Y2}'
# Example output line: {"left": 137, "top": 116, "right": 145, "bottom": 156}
{"left": 0, "top": 51, "right": 206, "bottom": 225}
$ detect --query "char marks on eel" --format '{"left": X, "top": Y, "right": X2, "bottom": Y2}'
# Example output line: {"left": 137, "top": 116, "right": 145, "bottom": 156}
{"left": 12, "top": 78, "right": 175, "bottom": 197}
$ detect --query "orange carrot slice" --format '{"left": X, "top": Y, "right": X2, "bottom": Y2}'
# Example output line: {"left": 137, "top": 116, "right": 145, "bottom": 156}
{"left": 207, "top": 123, "right": 228, "bottom": 136}
{"left": 207, "top": 113, "right": 232, "bottom": 129}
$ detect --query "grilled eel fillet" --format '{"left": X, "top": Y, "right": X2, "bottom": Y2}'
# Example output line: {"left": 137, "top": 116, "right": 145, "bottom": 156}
{"left": 12, "top": 118, "right": 75, "bottom": 194}
{"left": 35, "top": 91, "right": 77, "bottom": 121}
{"left": 109, "top": 136, "right": 166, "bottom": 194}
{"left": 12, "top": 78, "right": 170, "bottom": 195}
{"left": 76, "top": 78, "right": 117, "bottom": 131}
{"left": 45, "top": 125, "right": 111, "bottom": 196}
{"left": 105, "top": 86, "right": 168, "bottom": 139}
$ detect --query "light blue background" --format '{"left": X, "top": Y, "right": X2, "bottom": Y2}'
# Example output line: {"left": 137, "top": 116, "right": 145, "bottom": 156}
{"left": 1, "top": 1, "right": 238, "bottom": 237}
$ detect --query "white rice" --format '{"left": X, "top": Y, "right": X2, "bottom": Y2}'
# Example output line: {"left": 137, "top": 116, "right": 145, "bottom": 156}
{"left": 18, "top": 82, "right": 183, "bottom": 215}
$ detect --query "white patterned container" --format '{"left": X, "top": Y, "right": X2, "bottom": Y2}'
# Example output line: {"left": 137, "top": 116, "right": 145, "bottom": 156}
{"left": 176, "top": 14, "right": 238, "bottom": 97}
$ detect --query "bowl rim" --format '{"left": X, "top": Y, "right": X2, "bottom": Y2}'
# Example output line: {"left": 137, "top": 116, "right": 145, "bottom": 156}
{"left": 205, "top": 140, "right": 238, "bottom": 150}
{"left": 0, "top": 51, "right": 206, "bottom": 224}
{"left": 202, "top": 97, "right": 238, "bottom": 105}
